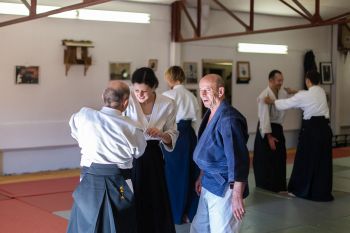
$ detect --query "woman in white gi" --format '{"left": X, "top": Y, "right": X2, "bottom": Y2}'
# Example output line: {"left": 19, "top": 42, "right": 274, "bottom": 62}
{"left": 125, "top": 67, "right": 178, "bottom": 233}
{"left": 162, "top": 66, "right": 200, "bottom": 224}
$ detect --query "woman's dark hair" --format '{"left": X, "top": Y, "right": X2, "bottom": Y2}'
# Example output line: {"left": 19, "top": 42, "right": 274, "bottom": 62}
{"left": 305, "top": 70, "right": 321, "bottom": 85}
{"left": 131, "top": 67, "right": 159, "bottom": 89}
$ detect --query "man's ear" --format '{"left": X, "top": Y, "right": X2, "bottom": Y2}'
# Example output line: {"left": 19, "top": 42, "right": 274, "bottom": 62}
{"left": 122, "top": 98, "right": 129, "bottom": 111}
{"left": 218, "top": 87, "right": 225, "bottom": 98}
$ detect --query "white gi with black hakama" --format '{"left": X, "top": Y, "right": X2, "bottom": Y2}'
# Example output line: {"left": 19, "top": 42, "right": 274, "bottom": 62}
{"left": 125, "top": 91, "right": 179, "bottom": 233}
{"left": 274, "top": 85, "right": 334, "bottom": 201}
{"left": 253, "top": 86, "right": 288, "bottom": 192}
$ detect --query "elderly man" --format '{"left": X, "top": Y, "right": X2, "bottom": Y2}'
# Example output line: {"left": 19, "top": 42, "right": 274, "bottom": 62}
{"left": 67, "top": 80, "right": 147, "bottom": 233}
{"left": 190, "top": 74, "right": 250, "bottom": 233}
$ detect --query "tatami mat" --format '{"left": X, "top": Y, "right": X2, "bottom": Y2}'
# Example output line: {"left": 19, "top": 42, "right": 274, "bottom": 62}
{"left": 18, "top": 192, "right": 73, "bottom": 212}
{"left": 0, "top": 177, "right": 79, "bottom": 198}
{"left": 0, "top": 193, "right": 10, "bottom": 201}
{"left": 0, "top": 199, "right": 67, "bottom": 233}
{"left": 0, "top": 147, "right": 348, "bottom": 233}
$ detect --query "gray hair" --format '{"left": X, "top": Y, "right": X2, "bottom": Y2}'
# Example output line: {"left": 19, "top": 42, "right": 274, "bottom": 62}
{"left": 102, "top": 85, "right": 130, "bottom": 108}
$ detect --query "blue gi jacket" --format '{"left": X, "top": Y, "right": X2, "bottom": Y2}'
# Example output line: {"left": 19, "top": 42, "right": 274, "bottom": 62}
{"left": 193, "top": 100, "right": 250, "bottom": 197}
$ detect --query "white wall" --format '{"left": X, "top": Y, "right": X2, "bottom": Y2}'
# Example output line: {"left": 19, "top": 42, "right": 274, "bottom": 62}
{"left": 0, "top": 2, "right": 171, "bottom": 174}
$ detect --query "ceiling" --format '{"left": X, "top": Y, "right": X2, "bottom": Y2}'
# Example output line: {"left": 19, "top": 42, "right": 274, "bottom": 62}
{"left": 1, "top": 0, "right": 350, "bottom": 19}
{"left": 129, "top": 0, "right": 350, "bottom": 19}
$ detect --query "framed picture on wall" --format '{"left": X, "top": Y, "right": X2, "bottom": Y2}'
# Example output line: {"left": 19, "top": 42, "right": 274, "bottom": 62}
{"left": 236, "top": 61, "right": 250, "bottom": 84}
{"left": 320, "top": 62, "right": 333, "bottom": 84}
{"left": 109, "top": 62, "right": 131, "bottom": 80}
{"left": 183, "top": 62, "right": 198, "bottom": 84}
{"left": 148, "top": 59, "right": 158, "bottom": 71}
{"left": 15, "top": 66, "right": 39, "bottom": 84}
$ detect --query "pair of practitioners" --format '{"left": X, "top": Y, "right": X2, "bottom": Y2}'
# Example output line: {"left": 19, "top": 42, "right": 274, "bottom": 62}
{"left": 265, "top": 70, "right": 333, "bottom": 202}
{"left": 68, "top": 67, "right": 180, "bottom": 233}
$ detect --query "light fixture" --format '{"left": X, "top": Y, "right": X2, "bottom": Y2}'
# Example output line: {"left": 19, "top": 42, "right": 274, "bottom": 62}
{"left": 0, "top": 2, "right": 150, "bottom": 24}
{"left": 237, "top": 43, "right": 288, "bottom": 54}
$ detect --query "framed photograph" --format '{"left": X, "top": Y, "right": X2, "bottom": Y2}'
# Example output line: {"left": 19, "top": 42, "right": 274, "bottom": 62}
{"left": 183, "top": 62, "right": 198, "bottom": 84}
{"left": 320, "top": 62, "right": 333, "bottom": 84}
{"left": 109, "top": 62, "right": 131, "bottom": 80}
{"left": 236, "top": 61, "right": 250, "bottom": 84}
{"left": 148, "top": 59, "right": 158, "bottom": 71}
{"left": 15, "top": 66, "right": 39, "bottom": 84}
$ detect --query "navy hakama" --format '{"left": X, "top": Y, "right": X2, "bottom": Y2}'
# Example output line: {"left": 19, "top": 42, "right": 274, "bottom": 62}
{"left": 253, "top": 123, "right": 287, "bottom": 192}
{"left": 162, "top": 120, "right": 199, "bottom": 224}
{"left": 132, "top": 140, "right": 176, "bottom": 233}
{"left": 67, "top": 163, "right": 137, "bottom": 233}
{"left": 288, "top": 116, "right": 334, "bottom": 201}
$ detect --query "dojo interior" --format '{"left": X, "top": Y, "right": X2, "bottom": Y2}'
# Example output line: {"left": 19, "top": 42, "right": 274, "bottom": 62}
{"left": 1, "top": 0, "right": 350, "bottom": 232}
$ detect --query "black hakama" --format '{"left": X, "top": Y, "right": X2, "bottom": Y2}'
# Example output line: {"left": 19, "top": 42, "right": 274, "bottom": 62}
{"left": 67, "top": 163, "right": 136, "bottom": 233}
{"left": 132, "top": 140, "right": 176, "bottom": 233}
{"left": 162, "top": 120, "right": 199, "bottom": 224}
{"left": 288, "top": 116, "right": 334, "bottom": 201}
{"left": 253, "top": 123, "right": 287, "bottom": 192}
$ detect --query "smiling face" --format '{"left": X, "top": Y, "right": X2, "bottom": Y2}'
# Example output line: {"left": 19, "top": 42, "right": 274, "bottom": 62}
{"left": 199, "top": 75, "right": 224, "bottom": 110}
{"left": 133, "top": 83, "right": 154, "bottom": 104}
{"left": 269, "top": 73, "right": 284, "bottom": 91}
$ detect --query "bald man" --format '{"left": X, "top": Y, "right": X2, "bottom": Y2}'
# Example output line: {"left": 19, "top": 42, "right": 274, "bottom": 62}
{"left": 67, "top": 80, "right": 147, "bottom": 233}
{"left": 191, "top": 74, "right": 250, "bottom": 233}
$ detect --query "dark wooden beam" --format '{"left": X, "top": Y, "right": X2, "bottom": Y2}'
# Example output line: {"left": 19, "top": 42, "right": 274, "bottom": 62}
{"left": 30, "top": 0, "right": 37, "bottom": 16}
{"left": 20, "top": 0, "right": 30, "bottom": 10}
{"left": 180, "top": 0, "right": 198, "bottom": 36}
{"left": 292, "top": 0, "right": 313, "bottom": 19}
{"left": 178, "top": 17, "right": 350, "bottom": 42}
{"left": 212, "top": 0, "right": 249, "bottom": 30}
{"left": 0, "top": 0, "right": 111, "bottom": 27}
{"left": 171, "top": 1, "right": 182, "bottom": 41}
{"left": 324, "top": 12, "right": 350, "bottom": 23}
{"left": 280, "top": 0, "right": 311, "bottom": 21}
{"left": 249, "top": 0, "right": 254, "bottom": 31}
{"left": 197, "top": 0, "right": 202, "bottom": 37}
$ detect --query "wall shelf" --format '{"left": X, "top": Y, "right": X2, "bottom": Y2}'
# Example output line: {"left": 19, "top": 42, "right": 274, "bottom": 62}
{"left": 62, "top": 39, "right": 94, "bottom": 76}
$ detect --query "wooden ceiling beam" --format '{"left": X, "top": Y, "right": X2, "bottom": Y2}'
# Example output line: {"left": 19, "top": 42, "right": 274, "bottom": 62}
{"left": 20, "top": 0, "right": 30, "bottom": 10}
{"left": 0, "top": 0, "right": 111, "bottom": 27}
{"left": 178, "top": 17, "right": 350, "bottom": 42}
{"left": 212, "top": 0, "right": 249, "bottom": 30}
{"left": 279, "top": 0, "right": 311, "bottom": 22}
{"left": 172, "top": 0, "right": 350, "bottom": 42}
{"left": 292, "top": 0, "right": 313, "bottom": 19}
{"left": 30, "top": 0, "right": 37, "bottom": 16}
